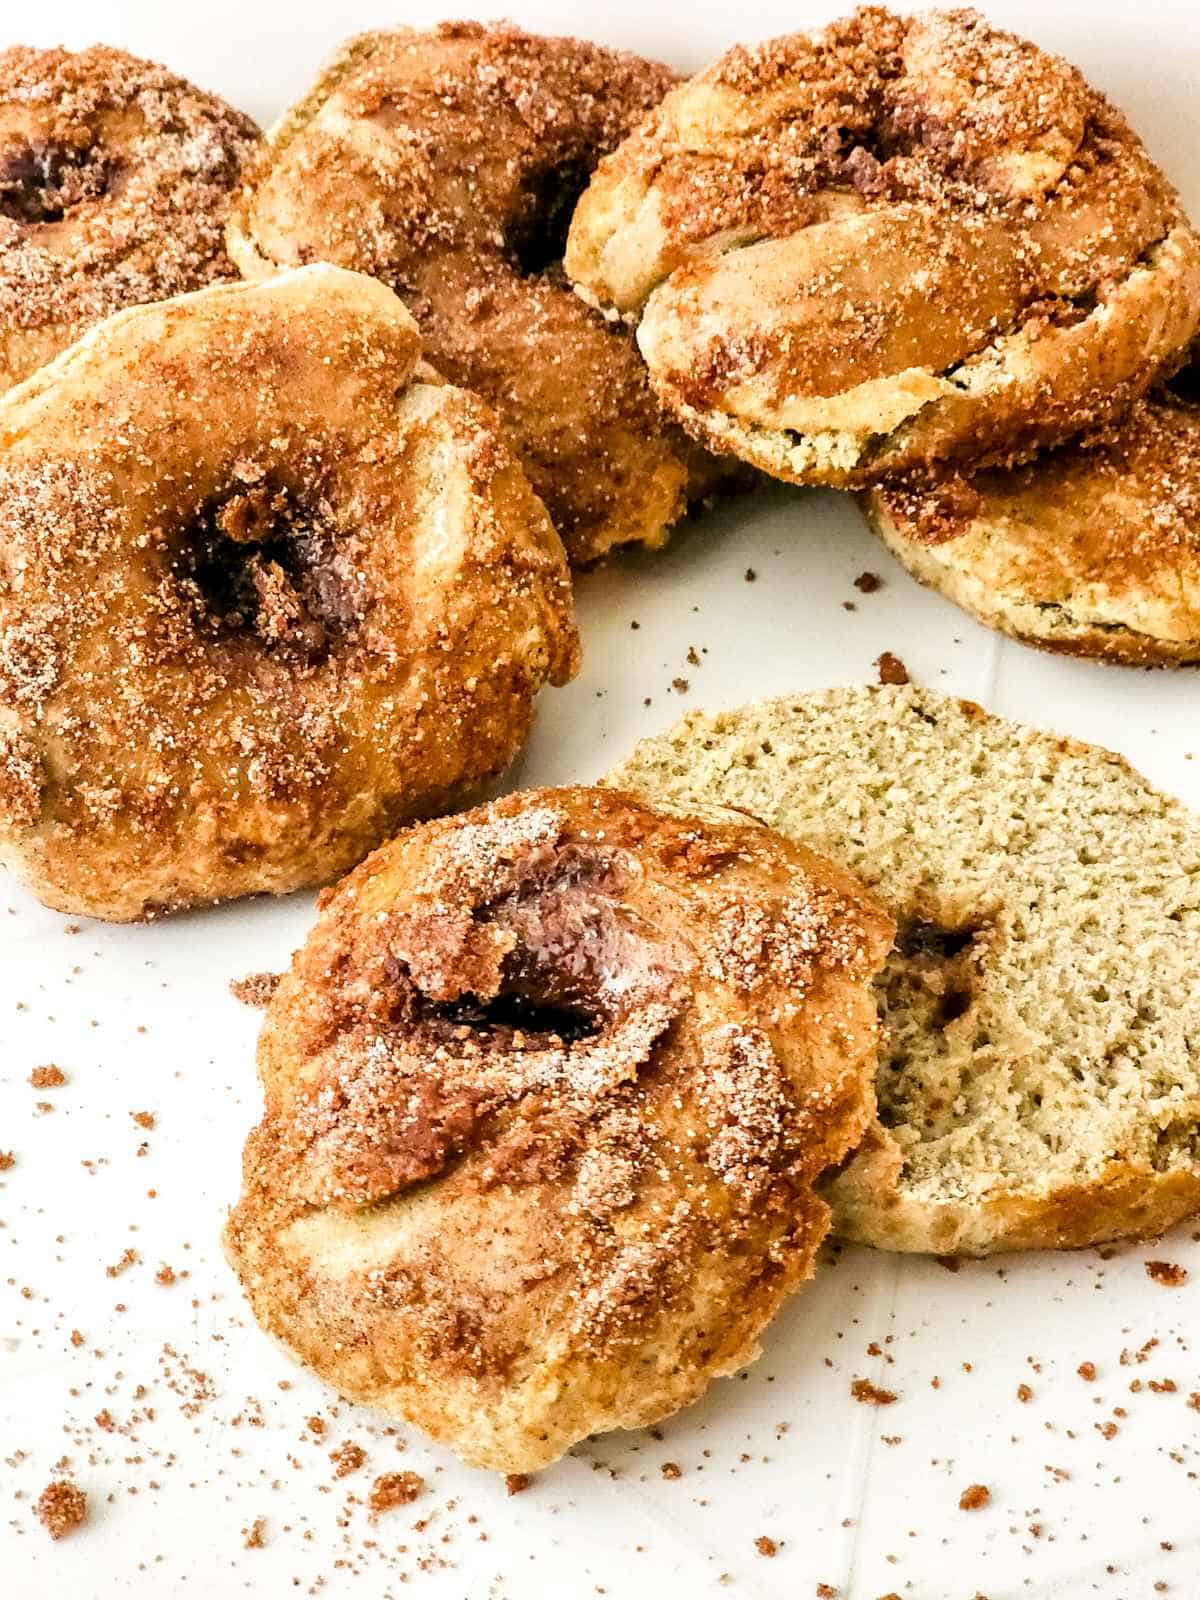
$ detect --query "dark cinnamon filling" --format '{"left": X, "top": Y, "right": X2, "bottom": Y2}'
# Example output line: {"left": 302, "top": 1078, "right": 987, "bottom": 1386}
{"left": 0, "top": 139, "right": 110, "bottom": 224}
{"left": 174, "top": 486, "right": 359, "bottom": 661}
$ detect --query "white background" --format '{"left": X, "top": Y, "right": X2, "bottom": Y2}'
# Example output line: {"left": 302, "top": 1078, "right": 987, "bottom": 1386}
{"left": 3, "top": 4, "right": 1199, "bottom": 1597}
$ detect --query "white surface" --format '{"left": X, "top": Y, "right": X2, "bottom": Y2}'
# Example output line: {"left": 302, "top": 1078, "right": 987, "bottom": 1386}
{"left": 2, "top": 4, "right": 1199, "bottom": 1597}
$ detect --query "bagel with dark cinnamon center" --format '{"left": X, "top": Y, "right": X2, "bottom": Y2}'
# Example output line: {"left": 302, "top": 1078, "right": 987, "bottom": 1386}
{"left": 225, "top": 786, "right": 893, "bottom": 1471}
{"left": 566, "top": 7, "right": 1200, "bottom": 487}
{"left": 0, "top": 265, "right": 578, "bottom": 921}
{"left": 227, "top": 21, "right": 735, "bottom": 566}
{"left": 0, "top": 44, "right": 259, "bottom": 392}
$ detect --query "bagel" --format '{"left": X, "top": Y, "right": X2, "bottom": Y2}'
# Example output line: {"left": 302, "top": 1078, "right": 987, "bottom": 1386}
{"left": 606, "top": 687, "right": 1200, "bottom": 1256}
{"left": 226, "top": 21, "right": 733, "bottom": 566}
{"left": 0, "top": 265, "right": 579, "bottom": 922}
{"left": 862, "top": 361, "right": 1200, "bottom": 665}
{"left": 225, "top": 786, "right": 893, "bottom": 1471}
{"left": 566, "top": 7, "right": 1200, "bottom": 487}
{"left": 0, "top": 44, "right": 259, "bottom": 392}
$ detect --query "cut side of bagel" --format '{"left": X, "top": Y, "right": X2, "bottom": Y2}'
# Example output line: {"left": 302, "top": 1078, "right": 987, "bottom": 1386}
{"left": 605, "top": 686, "right": 1200, "bottom": 1255}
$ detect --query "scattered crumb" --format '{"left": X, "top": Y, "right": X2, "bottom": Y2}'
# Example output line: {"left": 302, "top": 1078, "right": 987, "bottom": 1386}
{"left": 368, "top": 1471, "right": 424, "bottom": 1513}
{"left": 1077, "top": 1361, "right": 1097, "bottom": 1381}
{"left": 105, "top": 1248, "right": 138, "bottom": 1279}
{"left": 660, "top": 1462, "right": 682, "bottom": 1481}
{"left": 30, "top": 1064, "right": 66, "bottom": 1088}
{"left": 1145, "top": 1260, "right": 1188, "bottom": 1287}
{"left": 505, "top": 1473, "right": 532, "bottom": 1496}
{"left": 130, "top": 1110, "right": 156, "bottom": 1130}
{"left": 242, "top": 1517, "right": 267, "bottom": 1549}
{"left": 671, "top": 677, "right": 689, "bottom": 694}
{"left": 854, "top": 571, "right": 882, "bottom": 593}
{"left": 958, "top": 1484, "right": 990, "bottom": 1512}
{"left": 37, "top": 1479, "right": 87, "bottom": 1539}
{"left": 155, "top": 1264, "right": 177, "bottom": 1286}
{"left": 875, "top": 652, "right": 910, "bottom": 685}
{"left": 744, "top": 568, "right": 757, "bottom": 582}
{"left": 229, "top": 972, "right": 282, "bottom": 1007}
{"left": 0, "top": 1150, "right": 14, "bottom": 1171}
{"left": 1017, "top": 1384, "right": 1033, "bottom": 1403}
{"left": 754, "top": 1536, "right": 778, "bottom": 1558}
{"left": 330, "top": 1442, "right": 366, "bottom": 1478}
{"left": 851, "top": 1378, "right": 897, "bottom": 1406}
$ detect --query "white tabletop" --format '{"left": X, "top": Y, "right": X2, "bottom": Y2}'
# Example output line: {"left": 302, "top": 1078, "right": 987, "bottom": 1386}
{"left": 3, "top": 4, "right": 1199, "bottom": 1597}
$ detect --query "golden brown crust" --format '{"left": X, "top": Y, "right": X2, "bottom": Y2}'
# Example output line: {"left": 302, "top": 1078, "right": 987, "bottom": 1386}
{"left": 0, "top": 266, "right": 579, "bottom": 921}
{"left": 864, "top": 368, "right": 1200, "bottom": 665}
{"left": 0, "top": 45, "right": 260, "bottom": 391}
{"left": 227, "top": 22, "right": 730, "bottom": 564}
{"left": 566, "top": 7, "right": 1200, "bottom": 486}
{"left": 226, "top": 786, "right": 893, "bottom": 1470}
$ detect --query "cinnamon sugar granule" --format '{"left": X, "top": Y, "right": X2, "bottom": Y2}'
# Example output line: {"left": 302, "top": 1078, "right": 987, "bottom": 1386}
{"left": 307, "top": 1416, "right": 327, "bottom": 1437}
{"left": 105, "top": 1248, "right": 138, "bottom": 1278}
{"left": 816, "top": 1585, "right": 839, "bottom": 1598}
{"left": 230, "top": 972, "right": 283, "bottom": 1007}
{"left": 1017, "top": 1384, "right": 1033, "bottom": 1402}
{"left": 958, "top": 1484, "right": 990, "bottom": 1511}
{"left": 36, "top": 1479, "right": 87, "bottom": 1539}
{"left": 131, "top": 1110, "right": 156, "bottom": 1130}
{"left": 242, "top": 1517, "right": 267, "bottom": 1549}
{"left": 0, "top": 1151, "right": 14, "bottom": 1171}
{"left": 505, "top": 1473, "right": 532, "bottom": 1495}
{"left": 369, "top": 1471, "right": 424, "bottom": 1512}
{"left": 754, "top": 1536, "right": 778, "bottom": 1557}
{"left": 1077, "top": 1361, "right": 1097, "bottom": 1381}
{"left": 30, "top": 1064, "right": 66, "bottom": 1088}
{"left": 851, "top": 1377, "right": 897, "bottom": 1406}
{"left": 875, "top": 652, "right": 909, "bottom": 686}
{"left": 1096, "top": 1421, "right": 1119, "bottom": 1440}
{"left": 155, "top": 1265, "right": 176, "bottom": 1286}
{"left": 330, "top": 1441, "right": 366, "bottom": 1478}
{"left": 1145, "top": 1260, "right": 1188, "bottom": 1286}
{"left": 660, "top": 1462, "right": 682, "bottom": 1480}
{"left": 1187, "top": 1392, "right": 1200, "bottom": 1411}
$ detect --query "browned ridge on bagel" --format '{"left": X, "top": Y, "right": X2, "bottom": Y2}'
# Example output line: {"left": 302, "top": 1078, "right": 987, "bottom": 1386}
{"left": 566, "top": 6, "right": 1200, "bottom": 487}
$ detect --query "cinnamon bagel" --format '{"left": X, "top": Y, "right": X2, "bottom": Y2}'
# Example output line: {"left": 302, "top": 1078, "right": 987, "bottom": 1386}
{"left": 225, "top": 786, "right": 893, "bottom": 1471}
{"left": 226, "top": 22, "right": 730, "bottom": 566}
{"left": 566, "top": 7, "right": 1200, "bottom": 487}
{"left": 863, "top": 361, "right": 1200, "bottom": 665}
{"left": 0, "top": 44, "right": 259, "bottom": 392}
{"left": 0, "top": 265, "right": 578, "bottom": 922}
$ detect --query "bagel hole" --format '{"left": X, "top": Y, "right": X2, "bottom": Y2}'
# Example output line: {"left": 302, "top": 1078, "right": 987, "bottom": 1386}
{"left": 508, "top": 159, "right": 594, "bottom": 276}
{"left": 175, "top": 486, "right": 357, "bottom": 661}
{"left": 429, "top": 987, "right": 599, "bottom": 1047}
{"left": 0, "top": 139, "right": 110, "bottom": 225}
{"left": 1165, "top": 362, "right": 1200, "bottom": 405}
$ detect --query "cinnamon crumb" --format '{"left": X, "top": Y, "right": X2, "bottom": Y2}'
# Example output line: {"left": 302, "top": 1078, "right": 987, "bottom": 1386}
{"left": 368, "top": 1471, "right": 424, "bottom": 1512}
{"left": 1017, "top": 1384, "right": 1033, "bottom": 1403}
{"left": 105, "top": 1248, "right": 138, "bottom": 1278}
{"left": 851, "top": 1377, "right": 897, "bottom": 1406}
{"left": 30, "top": 1064, "right": 66, "bottom": 1088}
{"left": 875, "top": 652, "right": 909, "bottom": 685}
{"left": 242, "top": 1517, "right": 267, "bottom": 1549}
{"left": 1145, "top": 1260, "right": 1188, "bottom": 1287}
{"left": 1077, "top": 1361, "right": 1097, "bottom": 1381}
{"left": 36, "top": 1479, "right": 87, "bottom": 1539}
{"left": 330, "top": 1441, "right": 366, "bottom": 1478}
{"left": 0, "top": 1151, "right": 14, "bottom": 1171}
{"left": 660, "top": 1462, "right": 682, "bottom": 1480}
{"left": 754, "top": 1536, "right": 778, "bottom": 1557}
{"left": 505, "top": 1473, "right": 532, "bottom": 1495}
{"left": 229, "top": 972, "right": 282, "bottom": 1007}
{"left": 154, "top": 1265, "right": 176, "bottom": 1286}
{"left": 958, "top": 1484, "right": 990, "bottom": 1511}
{"left": 853, "top": 571, "right": 881, "bottom": 593}
{"left": 130, "top": 1110, "right": 156, "bottom": 1130}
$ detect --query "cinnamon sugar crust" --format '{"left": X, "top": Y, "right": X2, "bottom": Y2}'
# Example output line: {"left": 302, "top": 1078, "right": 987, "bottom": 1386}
{"left": 0, "top": 45, "right": 260, "bottom": 392}
{"left": 225, "top": 786, "right": 893, "bottom": 1471}
{"left": 864, "top": 362, "right": 1200, "bottom": 665}
{"left": 0, "top": 265, "right": 579, "bottom": 921}
{"left": 226, "top": 22, "right": 738, "bottom": 566}
{"left": 566, "top": 7, "right": 1200, "bottom": 487}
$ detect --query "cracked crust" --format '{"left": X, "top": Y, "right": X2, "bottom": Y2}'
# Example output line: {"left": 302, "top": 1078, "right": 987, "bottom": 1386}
{"left": 862, "top": 364, "right": 1200, "bottom": 666}
{"left": 226, "top": 22, "right": 736, "bottom": 564}
{"left": 0, "top": 45, "right": 260, "bottom": 392}
{"left": 566, "top": 7, "right": 1200, "bottom": 487}
{"left": 0, "top": 265, "right": 579, "bottom": 921}
{"left": 606, "top": 688, "right": 1200, "bottom": 1255}
{"left": 225, "top": 786, "right": 893, "bottom": 1470}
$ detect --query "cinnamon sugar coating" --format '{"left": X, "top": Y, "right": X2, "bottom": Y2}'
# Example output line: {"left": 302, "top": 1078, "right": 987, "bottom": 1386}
{"left": 864, "top": 362, "right": 1200, "bottom": 664}
{"left": 225, "top": 787, "right": 892, "bottom": 1471}
{"left": 0, "top": 265, "right": 578, "bottom": 921}
{"left": 566, "top": 7, "right": 1200, "bottom": 487}
{"left": 227, "top": 22, "right": 735, "bottom": 565}
{"left": 0, "top": 45, "right": 259, "bottom": 392}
